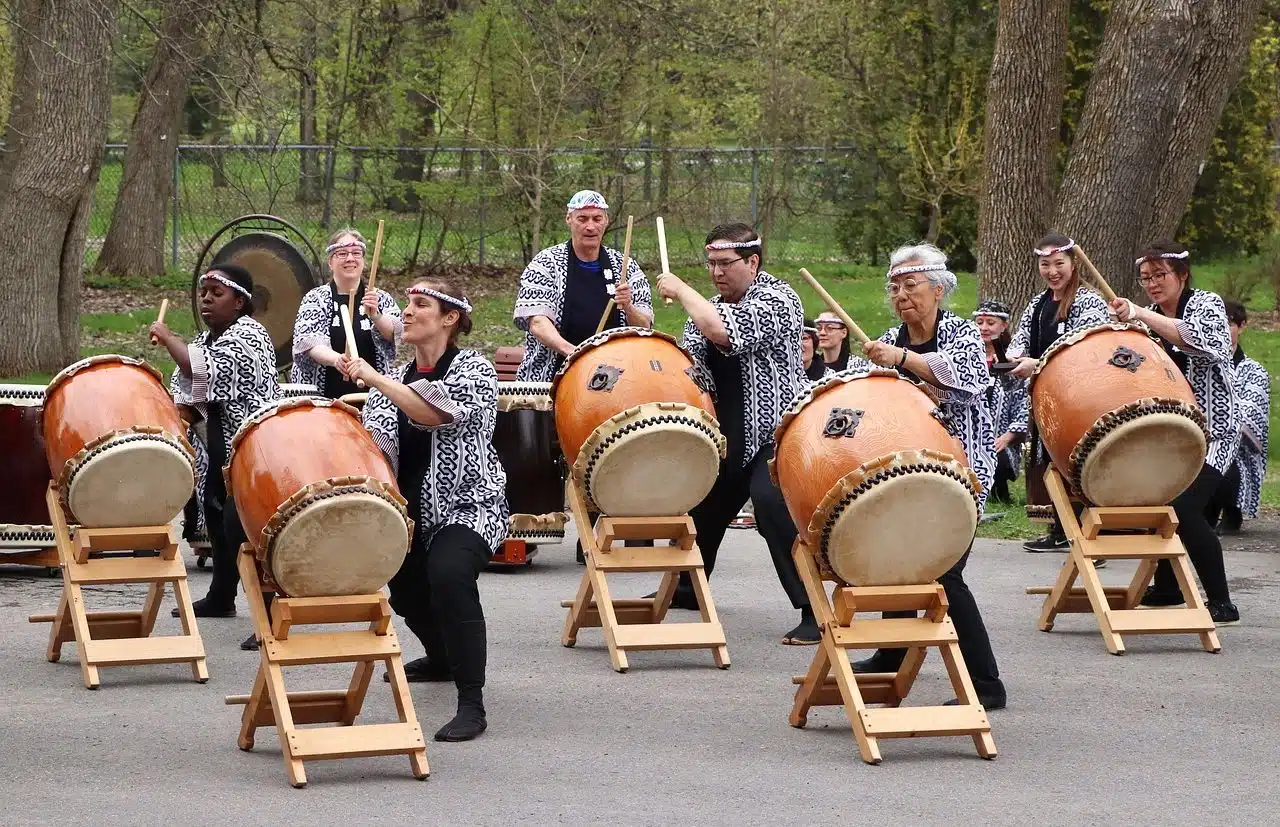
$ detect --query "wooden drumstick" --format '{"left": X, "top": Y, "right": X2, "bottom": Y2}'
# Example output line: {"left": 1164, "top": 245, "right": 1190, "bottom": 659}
{"left": 798, "top": 267, "right": 871, "bottom": 345}
{"left": 150, "top": 298, "right": 170, "bottom": 344}
{"left": 596, "top": 215, "right": 633, "bottom": 335}
{"left": 350, "top": 220, "right": 386, "bottom": 322}
{"left": 339, "top": 304, "right": 366, "bottom": 389}
{"left": 1071, "top": 244, "right": 1119, "bottom": 302}
{"left": 656, "top": 215, "right": 673, "bottom": 306}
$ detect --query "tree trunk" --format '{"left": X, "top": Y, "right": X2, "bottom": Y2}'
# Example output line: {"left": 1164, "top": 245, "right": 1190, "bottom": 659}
{"left": 1143, "top": 0, "right": 1265, "bottom": 243}
{"left": 1053, "top": 0, "right": 1197, "bottom": 298}
{"left": 976, "top": 0, "right": 1070, "bottom": 315}
{"left": 95, "top": 0, "right": 206, "bottom": 278}
{"left": 0, "top": 0, "right": 120, "bottom": 374}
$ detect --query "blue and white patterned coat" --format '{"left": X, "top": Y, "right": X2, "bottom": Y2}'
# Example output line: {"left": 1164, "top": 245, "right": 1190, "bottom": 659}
{"left": 291, "top": 285, "right": 402, "bottom": 394}
{"left": 984, "top": 372, "right": 1026, "bottom": 476}
{"left": 681, "top": 270, "right": 805, "bottom": 467}
{"left": 847, "top": 310, "right": 996, "bottom": 514}
{"left": 362, "top": 350, "right": 509, "bottom": 552}
{"left": 1148, "top": 289, "right": 1240, "bottom": 474}
{"left": 170, "top": 316, "right": 281, "bottom": 450}
{"left": 513, "top": 241, "right": 654, "bottom": 382}
{"left": 1233, "top": 352, "right": 1270, "bottom": 519}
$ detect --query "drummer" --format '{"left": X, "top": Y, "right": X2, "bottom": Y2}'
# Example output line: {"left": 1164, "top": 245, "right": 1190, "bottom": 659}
{"left": 291, "top": 227, "right": 403, "bottom": 398}
{"left": 513, "top": 190, "right": 654, "bottom": 382}
{"left": 1006, "top": 233, "right": 1110, "bottom": 551}
{"left": 973, "top": 300, "right": 1024, "bottom": 505}
{"left": 845, "top": 243, "right": 1006, "bottom": 710}
{"left": 1109, "top": 241, "right": 1240, "bottom": 625}
{"left": 814, "top": 310, "right": 851, "bottom": 371}
{"left": 656, "top": 223, "right": 818, "bottom": 646}
{"left": 801, "top": 320, "right": 830, "bottom": 382}
{"left": 340, "top": 276, "right": 507, "bottom": 742}
{"left": 150, "top": 265, "right": 280, "bottom": 643}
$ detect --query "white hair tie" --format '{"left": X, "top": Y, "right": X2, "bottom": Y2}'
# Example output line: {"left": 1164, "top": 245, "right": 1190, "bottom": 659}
{"left": 705, "top": 238, "right": 761, "bottom": 251}
{"left": 887, "top": 262, "right": 947, "bottom": 279}
{"left": 1135, "top": 250, "right": 1190, "bottom": 266}
{"left": 406, "top": 285, "right": 473, "bottom": 313}
{"left": 326, "top": 239, "right": 366, "bottom": 255}
{"left": 200, "top": 271, "right": 252, "bottom": 300}
{"left": 1033, "top": 239, "right": 1075, "bottom": 257}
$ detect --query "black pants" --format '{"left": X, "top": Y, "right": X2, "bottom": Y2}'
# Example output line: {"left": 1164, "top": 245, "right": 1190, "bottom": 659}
{"left": 992, "top": 453, "right": 1017, "bottom": 503}
{"left": 203, "top": 458, "right": 247, "bottom": 606}
{"left": 1204, "top": 461, "right": 1242, "bottom": 529}
{"left": 875, "top": 545, "right": 1004, "bottom": 700}
{"left": 388, "top": 524, "right": 490, "bottom": 697}
{"left": 676, "top": 444, "right": 808, "bottom": 611}
{"left": 1155, "top": 463, "right": 1231, "bottom": 603}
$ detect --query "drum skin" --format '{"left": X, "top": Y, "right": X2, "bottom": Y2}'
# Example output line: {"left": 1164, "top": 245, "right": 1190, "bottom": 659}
{"left": 772, "top": 372, "right": 980, "bottom": 586}
{"left": 0, "top": 387, "right": 52, "bottom": 526}
{"left": 1031, "top": 323, "right": 1206, "bottom": 506}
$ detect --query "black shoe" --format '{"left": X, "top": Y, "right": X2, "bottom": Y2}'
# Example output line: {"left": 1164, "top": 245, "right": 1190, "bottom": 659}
{"left": 385, "top": 655, "right": 453, "bottom": 683}
{"left": 172, "top": 597, "right": 235, "bottom": 618}
{"left": 575, "top": 540, "right": 585, "bottom": 565}
{"left": 782, "top": 610, "right": 820, "bottom": 645}
{"left": 945, "top": 694, "right": 1006, "bottom": 711}
{"left": 851, "top": 652, "right": 905, "bottom": 674}
{"left": 434, "top": 701, "right": 487, "bottom": 742}
{"left": 669, "top": 589, "right": 700, "bottom": 611}
{"left": 1208, "top": 600, "right": 1240, "bottom": 625}
{"left": 1023, "top": 534, "right": 1068, "bottom": 553}
{"left": 1139, "top": 586, "right": 1185, "bottom": 608}
{"left": 240, "top": 633, "right": 259, "bottom": 651}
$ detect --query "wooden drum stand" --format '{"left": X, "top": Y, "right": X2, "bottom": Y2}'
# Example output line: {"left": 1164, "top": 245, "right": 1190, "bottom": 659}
{"left": 560, "top": 481, "right": 730, "bottom": 673}
{"left": 226, "top": 546, "right": 429, "bottom": 788}
{"left": 1025, "top": 466, "right": 1220, "bottom": 655}
{"left": 789, "top": 540, "right": 996, "bottom": 764}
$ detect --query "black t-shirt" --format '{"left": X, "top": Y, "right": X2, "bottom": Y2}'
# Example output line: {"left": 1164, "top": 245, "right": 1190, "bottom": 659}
{"left": 1028, "top": 291, "right": 1065, "bottom": 360}
{"left": 559, "top": 244, "right": 617, "bottom": 348}
{"left": 326, "top": 282, "right": 378, "bottom": 399}
{"left": 396, "top": 345, "right": 459, "bottom": 526}
{"left": 706, "top": 345, "right": 746, "bottom": 467}
{"left": 893, "top": 310, "right": 940, "bottom": 385}
{"left": 805, "top": 359, "right": 827, "bottom": 381}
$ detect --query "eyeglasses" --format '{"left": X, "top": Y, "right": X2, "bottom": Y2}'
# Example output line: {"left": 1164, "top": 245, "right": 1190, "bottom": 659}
{"left": 885, "top": 278, "right": 923, "bottom": 297}
{"left": 331, "top": 250, "right": 364, "bottom": 260}
{"left": 815, "top": 322, "right": 845, "bottom": 331}
{"left": 705, "top": 257, "right": 745, "bottom": 272}
{"left": 1137, "top": 271, "right": 1171, "bottom": 286}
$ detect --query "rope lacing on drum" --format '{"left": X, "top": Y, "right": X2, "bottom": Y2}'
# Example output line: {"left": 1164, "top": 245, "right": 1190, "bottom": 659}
{"left": 58, "top": 428, "right": 195, "bottom": 516}
{"left": 1065, "top": 397, "right": 1208, "bottom": 497}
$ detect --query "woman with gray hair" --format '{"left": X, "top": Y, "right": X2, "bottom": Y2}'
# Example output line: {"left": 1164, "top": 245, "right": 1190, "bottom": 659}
{"left": 844, "top": 242, "right": 1006, "bottom": 710}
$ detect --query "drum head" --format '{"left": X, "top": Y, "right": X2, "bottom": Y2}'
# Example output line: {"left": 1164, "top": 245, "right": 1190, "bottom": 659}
{"left": 271, "top": 493, "right": 409, "bottom": 596}
{"left": 205, "top": 231, "right": 318, "bottom": 369}
{"left": 825, "top": 472, "right": 976, "bottom": 586}
{"left": 1080, "top": 413, "right": 1206, "bottom": 506}
{"left": 67, "top": 438, "right": 194, "bottom": 527}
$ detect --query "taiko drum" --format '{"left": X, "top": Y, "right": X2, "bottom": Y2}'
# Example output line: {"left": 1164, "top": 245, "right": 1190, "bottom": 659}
{"left": 41, "top": 355, "right": 194, "bottom": 528}
{"left": 770, "top": 371, "right": 981, "bottom": 586}
{"left": 0, "top": 383, "right": 52, "bottom": 530}
{"left": 551, "top": 328, "right": 725, "bottom": 516}
{"left": 1030, "top": 322, "right": 1206, "bottom": 506}
{"left": 495, "top": 381, "right": 567, "bottom": 542}
{"left": 226, "top": 397, "right": 410, "bottom": 597}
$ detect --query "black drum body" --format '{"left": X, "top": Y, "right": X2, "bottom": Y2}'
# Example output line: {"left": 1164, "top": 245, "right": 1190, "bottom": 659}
{"left": 0, "top": 384, "right": 54, "bottom": 544}
{"left": 494, "top": 382, "right": 566, "bottom": 542}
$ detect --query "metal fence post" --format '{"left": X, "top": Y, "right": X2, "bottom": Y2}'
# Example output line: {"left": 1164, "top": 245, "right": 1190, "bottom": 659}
{"left": 478, "top": 152, "right": 487, "bottom": 267}
{"left": 321, "top": 145, "right": 336, "bottom": 228}
{"left": 171, "top": 145, "right": 180, "bottom": 269}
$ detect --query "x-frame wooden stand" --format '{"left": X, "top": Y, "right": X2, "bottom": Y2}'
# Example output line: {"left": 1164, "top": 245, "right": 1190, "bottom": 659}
{"left": 560, "top": 482, "right": 729, "bottom": 672}
{"left": 1025, "top": 467, "right": 1220, "bottom": 655}
{"left": 789, "top": 541, "right": 995, "bottom": 764}
{"left": 226, "top": 546, "right": 429, "bottom": 788}
{"left": 28, "top": 485, "right": 208, "bottom": 689}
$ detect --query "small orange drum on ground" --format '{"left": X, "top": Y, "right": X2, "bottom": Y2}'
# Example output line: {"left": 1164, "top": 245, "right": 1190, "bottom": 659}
{"left": 1031, "top": 322, "right": 1206, "bottom": 506}
{"left": 770, "top": 371, "right": 981, "bottom": 586}
{"left": 41, "top": 355, "right": 195, "bottom": 528}
{"left": 226, "top": 397, "right": 410, "bottom": 597}
{"left": 551, "top": 328, "right": 725, "bottom": 516}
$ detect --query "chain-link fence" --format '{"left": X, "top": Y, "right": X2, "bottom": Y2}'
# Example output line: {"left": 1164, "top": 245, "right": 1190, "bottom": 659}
{"left": 88, "top": 144, "right": 865, "bottom": 276}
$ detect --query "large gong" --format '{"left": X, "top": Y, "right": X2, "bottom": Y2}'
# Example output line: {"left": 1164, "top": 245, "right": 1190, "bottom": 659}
{"left": 192, "top": 214, "right": 321, "bottom": 370}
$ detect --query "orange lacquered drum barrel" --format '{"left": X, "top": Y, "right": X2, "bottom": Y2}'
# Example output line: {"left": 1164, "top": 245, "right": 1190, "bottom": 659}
{"left": 770, "top": 371, "right": 981, "bottom": 586}
{"left": 1031, "top": 322, "right": 1207, "bottom": 506}
{"left": 551, "top": 328, "right": 725, "bottom": 516}
{"left": 226, "top": 397, "right": 410, "bottom": 597}
{"left": 41, "top": 355, "right": 195, "bottom": 528}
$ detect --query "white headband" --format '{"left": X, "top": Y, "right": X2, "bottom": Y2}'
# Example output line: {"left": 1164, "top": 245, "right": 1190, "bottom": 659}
{"left": 887, "top": 262, "right": 947, "bottom": 279}
{"left": 1135, "top": 251, "right": 1190, "bottom": 266}
{"left": 566, "top": 190, "right": 609, "bottom": 214}
{"left": 326, "top": 239, "right": 366, "bottom": 255}
{"left": 406, "top": 286, "right": 473, "bottom": 313}
{"left": 972, "top": 310, "right": 1010, "bottom": 320}
{"left": 200, "top": 271, "right": 252, "bottom": 300}
{"left": 705, "top": 239, "right": 761, "bottom": 251}
{"left": 803, "top": 326, "right": 818, "bottom": 334}
{"left": 1034, "top": 239, "right": 1075, "bottom": 257}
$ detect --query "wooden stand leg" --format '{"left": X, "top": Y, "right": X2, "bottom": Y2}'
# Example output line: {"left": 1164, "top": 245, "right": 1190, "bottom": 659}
{"left": 559, "top": 481, "right": 729, "bottom": 672}
{"left": 230, "top": 547, "right": 430, "bottom": 788}
{"left": 28, "top": 484, "right": 207, "bottom": 688}
{"left": 1025, "top": 467, "right": 1221, "bottom": 655}
{"left": 789, "top": 541, "right": 994, "bottom": 764}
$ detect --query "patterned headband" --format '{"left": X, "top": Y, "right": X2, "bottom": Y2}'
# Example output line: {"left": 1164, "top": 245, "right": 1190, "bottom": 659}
{"left": 1135, "top": 250, "right": 1190, "bottom": 266}
{"left": 887, "top": 262, "right": 947, "bottom": 279}
{"left": 803, "top": 325, "right": 818, "bottom": 334}
{"left": 706, "top": 239, "right": 761, "bottom": 251}
{"left": 326, "top": 239, "right": 366, "bottom": 255}
{"left": 1034, "top": 239, "right": 1075, "bottom": 257}
{"left": 973, "top": 299, "right": 1011, "bottom": 320}
{"left": 406, "top": 285, "right": 473, "bottom": 313}
{"left": 200, "top": 271, "right": 252, "bottom": 300}
{"left": 815, "top": 316, "right": 845, "bottom": 327}
{"left": 566, "top": 190, "right": 609, "bottom": 213}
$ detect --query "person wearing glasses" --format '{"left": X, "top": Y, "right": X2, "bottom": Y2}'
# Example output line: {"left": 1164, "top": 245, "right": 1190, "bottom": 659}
{"left": 513, "top": 190, "right": 654, "bottom": 382}
{"left": 655, "top": 223, "right": 818, "bottom": 646}
{"left": 843, "top": 242, "right": 1006, "bottom": 710}
{"left": 291, "top": 227, "right": 403, "bottom": 399}
{"left": 814, "top": 310, "right": 851, "bottom": 370}
{"left": 1109, "top": 240, "right": 1240, "bottom": 625}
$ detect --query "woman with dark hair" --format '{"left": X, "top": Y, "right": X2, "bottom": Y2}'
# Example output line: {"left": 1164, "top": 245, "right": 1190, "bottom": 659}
{"left": 151, "top": 264, "right": 280, "bottom": 631}
{"left": 801, "top": 320, "right": 829, "bottom": 382}
{"left": 815, "top": 310, "right": 851, "bottom": 370}
{"left": 973, "top": 299, "right": 1023, "bottom": 505}
{"left": 341, "top": 276, "right": 508, "bottom": 742}
{"left": 1206, "top": 299, "right": 1270, "bottom": 533}
{"left": 1110, "top": 240, "right": 1239, "bottom": 624}
{"left": 1007, "top": 232, "right": 1110, "bottom": 551}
